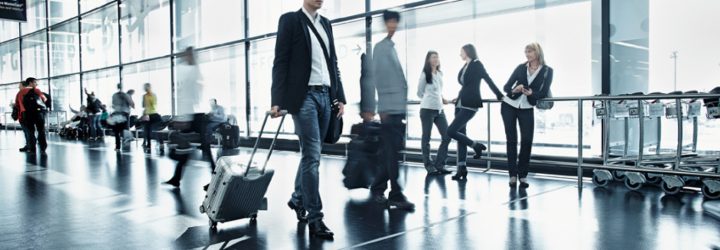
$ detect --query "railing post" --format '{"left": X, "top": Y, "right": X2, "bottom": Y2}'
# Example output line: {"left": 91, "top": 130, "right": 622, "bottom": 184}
{"left": 637, "top": 99, "right": 644, "bottom": 166}
{"left": 577, "top": 99, "right": 584, "bottom": 188}
{"left": 674, "top": 98, "right": 682, "bottom": 170}
{"left": 486, "top": 102, "right": 492, "bottom": 171}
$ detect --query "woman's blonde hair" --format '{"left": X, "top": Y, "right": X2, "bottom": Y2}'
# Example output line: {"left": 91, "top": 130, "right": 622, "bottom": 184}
{"left": 525, "top": 42, "right": 545, "bottom": 65}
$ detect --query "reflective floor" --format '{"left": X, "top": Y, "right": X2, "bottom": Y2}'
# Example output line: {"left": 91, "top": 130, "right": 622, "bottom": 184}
{"left": 0, "top": 130, "right": 719, "bottom": 250}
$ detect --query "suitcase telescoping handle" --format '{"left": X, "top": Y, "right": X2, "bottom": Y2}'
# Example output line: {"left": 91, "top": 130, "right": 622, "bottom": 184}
{"left": 245, "top": 110, "right": 288, "bottom": 176}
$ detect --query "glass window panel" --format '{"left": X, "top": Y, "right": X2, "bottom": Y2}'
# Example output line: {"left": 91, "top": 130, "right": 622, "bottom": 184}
{"left": 173, "top": 0, "right": 243, "bottom": 52}
{"left": 81, "top": 0, "right": 114, "bottom": 14}
{"left": 0, "top": 20, "right": 20, "bottom": 43}
{"left": 82, "top": 68, "right": 119, "bottom": 107}
{"left": 120, "top": 0, "right": 170, "bottom": 63}
{"left": 49, "top": 74, "right": 81, "bottom": 114}
{"left": 248, "top": 38, "right": 277, "bottom": 135}
{"left": 21, "top": 0, "right": 48, "bottom": 35}
{"left": 81, "top": 4, "right": 119, "bottom": 71}
{"left": 247, "top": 0, "right": 364, "bottom": 37}
{"left": 0, "top": 40, "right": 22, "bottom": 84}
{"left": 49, "top": 19, "right": 80, "bottom": 76}
{"left": 172, "top": 44, "right": 246, "bottom": 130}
{"left": 21, "top": 32, "right": 48, "bottom": 79}
{"left": 610, "top": 0, "right": 720, "bottom": 155}
{"left": 121, "top": 58, "right": 172, "bottom": 117}
{"left": 247, "top": 0, "right": 299, "bottom": 37}
{"left": 49, "top": 0, "right": 80, "bottom": 25}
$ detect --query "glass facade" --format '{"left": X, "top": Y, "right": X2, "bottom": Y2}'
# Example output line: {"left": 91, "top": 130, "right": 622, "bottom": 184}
{"left": 120, "top": 0, "right": 170, "bottom": 63}
{"left": 173, "top": 0, "right": 244, "bottom": 52}
{"left": 0, "top": 40, "right": 21, "bottom": 84}
{"left": 80, "top": 4, "right": 119, "bottom": 71}
{"left": 21, "top": 32, "right": 48, "bottom": 79}
{"left": 21, "top": 0, "right": 48, "bottom": 35}
{"left": 49, "top": 0, "right": 79, "bottom": 25}
{"left": 0, "top": 20, "right": 20, "bottom": 43}
{"left": 0, "top": 0, "right": 717, "bottom": 159}
{"left": 49, "top": 18, "right": 80, "bottom": 75}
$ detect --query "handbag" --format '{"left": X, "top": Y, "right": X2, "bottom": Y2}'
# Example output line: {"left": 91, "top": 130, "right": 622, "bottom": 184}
{"left": 535, "top": 69, "right": 554, "bottom": 110}
{"left": 301, "top": 13, "right": 343, "bottom": 144}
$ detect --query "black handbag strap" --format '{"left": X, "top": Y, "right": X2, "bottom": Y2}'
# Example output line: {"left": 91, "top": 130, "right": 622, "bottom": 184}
{"left": 300, "top": 13, "right": 337, "bottom": 100}
{"left": 538, "top": 68, "right": 550, "bottom": 95}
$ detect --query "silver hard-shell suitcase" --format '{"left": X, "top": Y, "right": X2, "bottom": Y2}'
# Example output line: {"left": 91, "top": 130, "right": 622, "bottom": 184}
{"left": 199, "top": 111, "right": 287, "bottom": 230}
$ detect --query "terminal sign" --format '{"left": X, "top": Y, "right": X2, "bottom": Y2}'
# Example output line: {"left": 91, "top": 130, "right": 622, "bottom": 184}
{"left": 0, "top": 0, "right": 26, "bottom": 22}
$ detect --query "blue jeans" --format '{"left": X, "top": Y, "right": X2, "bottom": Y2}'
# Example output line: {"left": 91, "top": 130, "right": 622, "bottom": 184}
{"left": 204, "top": 121, "right": 223, "bottom": 145}
{"left": 420, "top": 108, "right": 450, "bottom": 167}
{"left": 290, "top": 88, "right": 331, "bottom": 223}
{"left": 89, "top": 115, "right": 102, "bottom": 138}
{"left": 434, "top": 108, "right": 477, "bottom": 167}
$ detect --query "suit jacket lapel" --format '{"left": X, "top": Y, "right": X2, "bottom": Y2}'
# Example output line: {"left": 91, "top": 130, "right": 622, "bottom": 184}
{"left": 297, "top": 10, "right": 312, "bottom": 56}
{"left": 528, "top": 66, "right": 546, "bottom": 88}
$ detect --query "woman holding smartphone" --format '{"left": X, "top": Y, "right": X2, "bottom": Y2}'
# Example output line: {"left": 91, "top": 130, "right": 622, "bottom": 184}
{"left": 501, "top": 42, "right": 553, "bottom": 188}
{"left": 417, "top": 51, "right": 452, "bottom": 175}
{"left": 434, "top": 44, "right": 504, "bottom": 181}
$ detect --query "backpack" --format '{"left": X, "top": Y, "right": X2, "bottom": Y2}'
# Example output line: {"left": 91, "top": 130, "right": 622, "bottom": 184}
{"left": 23, "top": 88, "right": 47, "bottom": 115}
{"left": 43, "top": 92, "right": 52, "bottom": 111}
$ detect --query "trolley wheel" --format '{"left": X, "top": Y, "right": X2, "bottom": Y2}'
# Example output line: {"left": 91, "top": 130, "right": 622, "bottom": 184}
{"left": 209, "top": 219, "right": 218, "bottom": 231}
{"left": 702, "top": 185, "right": 720, "bottom": 200}
{"left": 661, "top": 181, "right": 681, "bottom": 195}
{"left": 592, "top": 174, "right": 609, "bottom": 187}
{"left": 645, "top": 175, "right": 661, "bottom": 184}
{"left": 250, "top": 214, "right": 258, "bottom": 224}
{"left": 613, "top": 171, "right": 625, "bottom": 181}
{"left": 624, "top": 178, "right": 642, "bottom": 191}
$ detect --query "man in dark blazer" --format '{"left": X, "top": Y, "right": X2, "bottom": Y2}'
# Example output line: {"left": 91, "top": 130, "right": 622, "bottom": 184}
{"left": 270, "top": 0, "right": 346, "bottom": 240}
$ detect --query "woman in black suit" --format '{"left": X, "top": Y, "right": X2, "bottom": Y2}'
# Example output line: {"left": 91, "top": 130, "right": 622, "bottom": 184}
{"left": 434, "top": 44, "right": 503, "bottom": 181}
{"left": 501, "top": 42, "right": 553, "bottom": 188}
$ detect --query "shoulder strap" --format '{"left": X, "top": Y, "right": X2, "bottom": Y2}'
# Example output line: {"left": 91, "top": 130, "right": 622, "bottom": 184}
{"left": 300, "top": 14, "right": 337, "bottom": 98}
{"left": 300, "top": 14, "right": 332, "bottom": 71}
{"left": 539, "top": 68, "right": 549, "bottom": 91}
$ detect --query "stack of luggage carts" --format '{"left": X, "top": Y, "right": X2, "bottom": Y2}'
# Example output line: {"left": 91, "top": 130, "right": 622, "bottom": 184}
{"left": 591, "top": 88, "right": 720, "bottom": 199}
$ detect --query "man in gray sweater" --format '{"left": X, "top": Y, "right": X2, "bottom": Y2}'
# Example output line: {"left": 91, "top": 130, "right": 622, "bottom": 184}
{"left": 362, "top": 10, "right": 414, "bottom": 211}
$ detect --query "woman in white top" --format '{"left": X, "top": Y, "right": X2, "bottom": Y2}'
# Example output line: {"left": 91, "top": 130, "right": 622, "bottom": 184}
{"left": 501, "top": 42, "right": 554, "bottom": 188}
{"left": 417, "top": 51, "right": 452, "bottom": 175}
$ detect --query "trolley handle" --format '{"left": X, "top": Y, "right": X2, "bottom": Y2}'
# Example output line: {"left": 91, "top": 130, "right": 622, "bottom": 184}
{"left": 245, "top": 110, "right": 288, "bottom": 176}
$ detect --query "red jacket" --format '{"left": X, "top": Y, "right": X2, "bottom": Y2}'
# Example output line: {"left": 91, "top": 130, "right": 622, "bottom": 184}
{"left": 15, "top": 87, "right": 47, "bottom": 122}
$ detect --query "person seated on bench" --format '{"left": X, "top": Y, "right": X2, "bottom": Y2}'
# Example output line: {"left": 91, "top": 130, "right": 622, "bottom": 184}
{"left": 204, "top": 98, "right": 227, "bottom": 146}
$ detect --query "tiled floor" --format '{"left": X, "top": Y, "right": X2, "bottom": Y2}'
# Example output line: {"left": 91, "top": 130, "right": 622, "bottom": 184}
{"left": 0, "top": 130, "right": 718, "bottom": 249}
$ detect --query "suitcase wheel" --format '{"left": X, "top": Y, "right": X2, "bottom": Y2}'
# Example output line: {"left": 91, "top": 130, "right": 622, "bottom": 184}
{"left": 199, "top": 205, "right": 206, "bottom": 214}
{"left": 250, "top": 214, "right": 258, "bottom": 224}
{"left": 209, "top": 219, "right": 218, "bottom": 231}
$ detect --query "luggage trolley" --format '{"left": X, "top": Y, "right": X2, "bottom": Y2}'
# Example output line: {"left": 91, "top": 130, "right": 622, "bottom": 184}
{"left": 592, "top": 92, "right": 648, "bottom": 189}
{"left": 654, "top": 91, "right": 717, "bottom": 196}
{"left": 592, "top": 91, "right": 720, "bottom": 199}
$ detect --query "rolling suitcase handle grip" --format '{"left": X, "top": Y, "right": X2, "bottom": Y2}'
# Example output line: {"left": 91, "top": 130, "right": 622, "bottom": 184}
{"left": 245, "top": 110, "right": 288, "bottom": 176}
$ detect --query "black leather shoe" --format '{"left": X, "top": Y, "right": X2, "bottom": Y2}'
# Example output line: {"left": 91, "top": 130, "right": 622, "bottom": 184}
{"left": 287, "top": 201, "right": 307, "bottom": 222}
{"left": 19, "top": 146, "right": 28, "bottom": 152}
{"left": 519, "top": 181, "right": 530, "bottom": 189}
{"left": 472, "top": 142, "right": 487, "bottom": 159}
{"left": 388, "top": 198, "right": 415, "bottom": 211}
{"left": 371, "top": 193, "right": 388, "bottom": 205}
{"left": 452, "top": 167, "right": 468, "bottom": 181}
{"left": 308, "top": 220, "right": 334, "bottom": 240}
{"left": 203, "top": 184, "right": 209, "bottom": 191}
{"left": 435, "top": 168, "right": 452, "bottom": 175}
